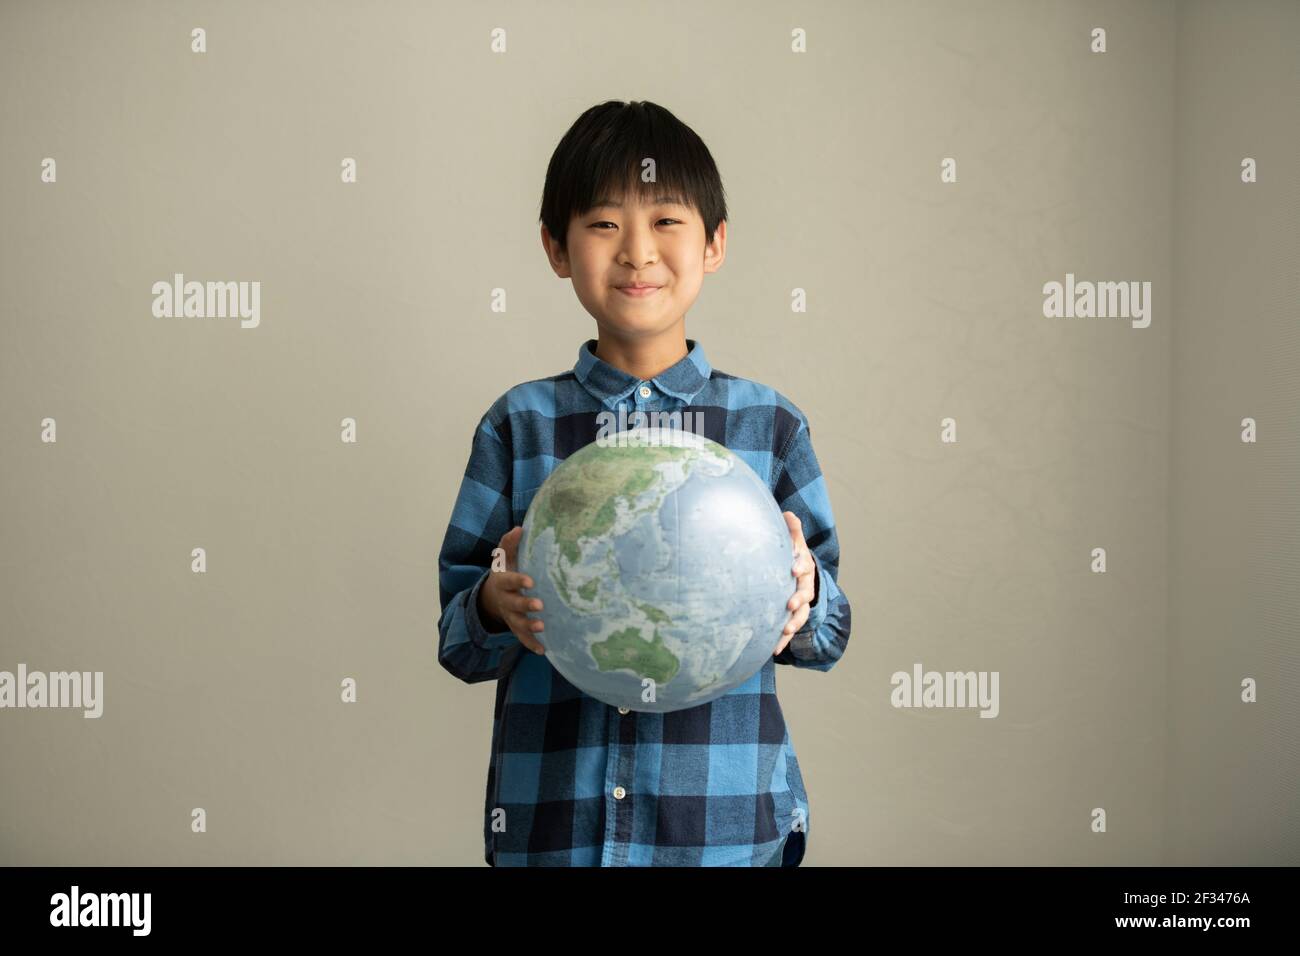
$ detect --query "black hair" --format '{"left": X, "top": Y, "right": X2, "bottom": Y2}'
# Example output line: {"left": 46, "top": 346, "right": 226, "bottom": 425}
{"left": 539, "top": 100, "right": 728, "bottom": 253}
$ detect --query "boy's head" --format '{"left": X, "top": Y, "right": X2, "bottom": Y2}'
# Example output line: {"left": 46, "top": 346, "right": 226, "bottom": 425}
{"left": 539, "top": 100, "right": 728, "bottom": 342}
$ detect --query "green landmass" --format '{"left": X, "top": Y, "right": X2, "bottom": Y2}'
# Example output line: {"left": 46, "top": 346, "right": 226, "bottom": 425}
{"left": 553, "top": 559, "right": 572, "bottom": 605}
{"left": 636, "top": 602, "right": 670, "bottom": 625}
{"left": 530, "top": 443, "right": 694, "bottom": 564}
{"left": 591, "top": 626, "right": 680, "bottom": 684}
{"left": 577, "top": 579, "right": 599, "bottom": 601}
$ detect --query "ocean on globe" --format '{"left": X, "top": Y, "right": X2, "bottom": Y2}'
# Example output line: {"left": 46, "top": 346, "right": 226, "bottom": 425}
{"left": 517, "top": 427, "right": 795, "bottom": 713}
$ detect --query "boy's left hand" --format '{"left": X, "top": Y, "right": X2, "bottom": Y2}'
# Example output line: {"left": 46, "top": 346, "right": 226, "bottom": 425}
{"left": 774, "top": 511, "right": 817, "bottom": 656}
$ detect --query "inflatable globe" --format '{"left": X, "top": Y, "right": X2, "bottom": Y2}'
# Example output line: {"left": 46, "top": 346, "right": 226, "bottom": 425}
{"left": 518, "top": 427, "right": 795, "bottom": 713}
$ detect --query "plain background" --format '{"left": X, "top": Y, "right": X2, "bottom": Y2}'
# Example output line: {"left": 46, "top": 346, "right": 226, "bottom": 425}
{"left": 0, "top": 0, "right": 1296, "bottom": 865}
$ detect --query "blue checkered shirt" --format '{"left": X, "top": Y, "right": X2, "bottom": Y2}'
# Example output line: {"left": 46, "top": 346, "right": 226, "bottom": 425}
{"left": 437, "top": 339, "right": 852, "bottom": 866}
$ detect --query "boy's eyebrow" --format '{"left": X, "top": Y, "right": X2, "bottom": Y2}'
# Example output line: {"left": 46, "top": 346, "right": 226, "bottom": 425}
{"left": 590, "top": 195, "right": 689, "bottom": 209}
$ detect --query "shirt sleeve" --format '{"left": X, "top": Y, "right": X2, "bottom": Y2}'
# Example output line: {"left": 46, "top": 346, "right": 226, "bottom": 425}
{"left": 437, "top": 413, "right": 522, "bottom": 684}
{"left": 771, "top": 415, "right": 853, "bottom": 671}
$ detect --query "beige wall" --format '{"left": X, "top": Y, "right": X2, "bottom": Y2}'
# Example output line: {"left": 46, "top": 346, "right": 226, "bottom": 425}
{"left": 1166, "top": 1, "right": 1299, "bottom": 864}
{"left": 0, "top": 0, "right": 1294, "bottom": 865}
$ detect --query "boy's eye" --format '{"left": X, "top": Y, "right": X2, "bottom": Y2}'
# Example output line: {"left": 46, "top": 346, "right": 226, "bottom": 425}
{"left": 591, "top": 219, "right": 681, "bottom": 229}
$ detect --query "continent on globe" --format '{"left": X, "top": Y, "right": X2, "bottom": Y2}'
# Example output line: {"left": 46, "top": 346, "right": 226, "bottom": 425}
{"left": 591, "top": 626, "right": 679, "bottom": 685}
{"left": 527, "top": 440, "right": 689, "bottom": 567}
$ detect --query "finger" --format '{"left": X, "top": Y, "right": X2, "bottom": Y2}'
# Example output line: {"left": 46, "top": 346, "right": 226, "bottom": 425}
{"left": 516, "top": 630, "right": 546, "bottom": 655}
{"left": 494, "top": 571, "right": 534, "bottom": 592}
{"left": 493, "top": 528, "right": 520, "bottom": 572}
{"left": 788, "top": 577, "right": 814, "bottom": 611}
{"left": 508, "top": 593, "right": 544, "bottom": 614}
{"left": 790, "top": 574, "right": 811, "bottom": 606}
{"left": 791, "top": 549, "right": 814, "bottom": 577}
{"left": 772, "top": 631, "right": 793, "bottom": 657}
{"left": 782, "top": 603, "right": 810, "bottom": 637}
{"left": 783, "top": 511, "right": 805, "bottom": 543}
{"left": 500, "top": 526, "right": 523, "bottom": 566}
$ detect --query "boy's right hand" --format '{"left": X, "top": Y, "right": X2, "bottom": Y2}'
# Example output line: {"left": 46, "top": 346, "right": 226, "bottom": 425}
{"left": 477, "top": 526, "right": 546, "bottom": 655}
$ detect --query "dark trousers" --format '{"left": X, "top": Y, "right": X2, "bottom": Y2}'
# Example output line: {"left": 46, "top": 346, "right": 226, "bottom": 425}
{"left": 780, "top": 830, "right": 805, "bottom": 867}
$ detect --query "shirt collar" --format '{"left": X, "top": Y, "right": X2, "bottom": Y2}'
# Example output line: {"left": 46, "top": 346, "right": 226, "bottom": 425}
{"left": 572, "top": 339, "right": 713, "bottom": 408}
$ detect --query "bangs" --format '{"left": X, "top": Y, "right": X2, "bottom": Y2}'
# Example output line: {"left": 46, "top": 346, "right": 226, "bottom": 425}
{"left": 540, "top": 101, "right": 727, "bottom": 249}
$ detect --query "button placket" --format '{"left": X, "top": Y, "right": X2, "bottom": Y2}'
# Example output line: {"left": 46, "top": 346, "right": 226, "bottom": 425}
{"left": 604, "top": 698, "right": 636, "bottom": 864}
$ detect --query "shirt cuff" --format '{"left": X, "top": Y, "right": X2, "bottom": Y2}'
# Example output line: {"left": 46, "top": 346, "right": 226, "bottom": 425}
{"left": 465, "top": 570, "right": 520, "bottom": 652}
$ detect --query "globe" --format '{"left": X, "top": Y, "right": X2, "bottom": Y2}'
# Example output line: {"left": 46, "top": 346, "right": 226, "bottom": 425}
{"left": 518, "top": 427, "right": 796, "bottom": 713}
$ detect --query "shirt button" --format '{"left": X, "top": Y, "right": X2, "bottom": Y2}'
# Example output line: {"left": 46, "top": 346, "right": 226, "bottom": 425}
{"left": 618, "top": 706, "right": 630, "bottom": 715}
{"left": 613, "top": 785, "right": 627, "bottom": 800}
{"left": 638, "top": 385, "right": 651, "bottom": 398}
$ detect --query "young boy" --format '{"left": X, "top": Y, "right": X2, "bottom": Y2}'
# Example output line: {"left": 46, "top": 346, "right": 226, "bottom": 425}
{"left": 437, "top": 100, "right": 852, "bottom": 867}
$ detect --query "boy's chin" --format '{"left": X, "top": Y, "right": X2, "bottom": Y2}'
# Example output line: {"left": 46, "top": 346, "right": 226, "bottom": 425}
{"left": 595, "top": 312, "right": 665, "bottom": 330}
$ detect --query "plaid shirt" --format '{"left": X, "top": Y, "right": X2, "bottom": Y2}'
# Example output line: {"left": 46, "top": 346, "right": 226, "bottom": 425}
{"left": 437, "top": 339, "right": 852, "bottom": 866}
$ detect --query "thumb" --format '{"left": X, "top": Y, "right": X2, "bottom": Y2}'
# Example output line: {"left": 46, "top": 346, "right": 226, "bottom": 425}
{"left": 500, "top": 526, "right": 524, "bottom": 568}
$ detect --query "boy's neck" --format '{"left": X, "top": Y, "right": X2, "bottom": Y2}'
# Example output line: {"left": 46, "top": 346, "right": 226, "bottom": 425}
{"left": 593, "top": 326, "right": 689, "bottom": 382}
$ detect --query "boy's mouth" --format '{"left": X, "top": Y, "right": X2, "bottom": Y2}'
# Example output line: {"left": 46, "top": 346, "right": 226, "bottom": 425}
{"left": 616, "top": 283, "right": 661, "bottom": 297}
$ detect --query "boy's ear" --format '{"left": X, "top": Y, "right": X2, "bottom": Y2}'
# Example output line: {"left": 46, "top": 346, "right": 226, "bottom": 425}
{"left": 540, "top": 223, "right": 572, "bottom": 278}
{"left": 702, "top": 218, "right": 727, "bottom": 275}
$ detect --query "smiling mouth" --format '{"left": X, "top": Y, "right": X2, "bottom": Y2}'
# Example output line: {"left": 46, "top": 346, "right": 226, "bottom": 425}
{"left": 616, "top": 284, "right": 661, "bottom": 297}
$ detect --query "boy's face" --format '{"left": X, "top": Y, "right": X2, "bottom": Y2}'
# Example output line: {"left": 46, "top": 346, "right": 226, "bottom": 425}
{"left": 541, "top": 189, "right": 725, "bottom": 340}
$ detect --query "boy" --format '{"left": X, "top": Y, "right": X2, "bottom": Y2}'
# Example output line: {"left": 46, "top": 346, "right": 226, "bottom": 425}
{"left": 437, "top": 100, "right": 852, "bottom": 866}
